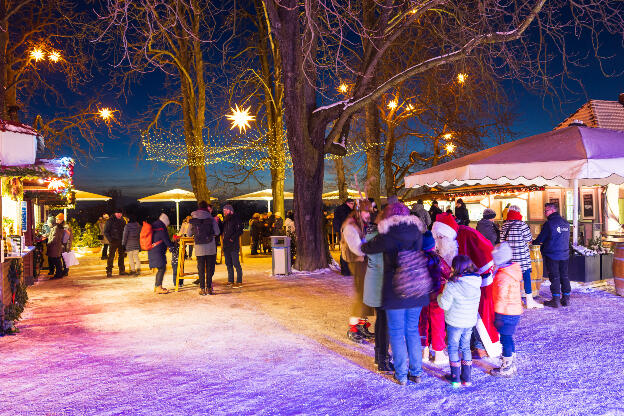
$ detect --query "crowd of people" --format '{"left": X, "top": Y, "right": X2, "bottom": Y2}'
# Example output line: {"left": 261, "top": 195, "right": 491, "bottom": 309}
{"left": 336, "top": 196, "right": 571, "bottom": 386}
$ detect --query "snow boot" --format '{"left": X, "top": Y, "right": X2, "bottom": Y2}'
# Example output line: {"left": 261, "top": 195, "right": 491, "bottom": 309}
{"left": 154, "top": 286, "right": 169, "bottom": 295}
{"left": 561, "top": 294, "right": 570, "bottom": 307}
{"left": 357, "top": 319, "right": 375, "bottom": 339}
{"left": 347, "top": 326, "right": 364, "bottom": 343}
{"left": 543, "top": 296, "right": 560, "bottom": 308}
{"left": 393, "top": 374, "right": 407, "bottom": 386}
{"left": 408, "top": 374, "right": 422, "bottom": 383}
{"left": 491, "top": 356, "right": 516, "bottom": 377}
{"left": 445, "top": 361, "right": 461, "bottom": 387}
{"left": 421, "top": 346, "right": 430, "bottom": 362}
{"left": 376, "top": 357, "right": 394, "bottom": 374}
{"left": 460, "top": 360, "right": 473, "bottom": 387}
{"left": 525, "top": 294, "right": 544, "bottom": 309}
{"left": 433, "top": 349, "right": 449, "bottom": 364}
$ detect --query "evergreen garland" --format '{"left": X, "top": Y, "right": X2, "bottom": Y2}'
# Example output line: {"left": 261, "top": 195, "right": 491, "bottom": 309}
{"left": 3, "top": 259, "right": 28, "bottom": 327}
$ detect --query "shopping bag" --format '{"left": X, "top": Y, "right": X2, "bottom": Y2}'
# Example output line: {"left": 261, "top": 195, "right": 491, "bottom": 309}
{"left": 62, "top": 251, "right": 79, "bottom": 267}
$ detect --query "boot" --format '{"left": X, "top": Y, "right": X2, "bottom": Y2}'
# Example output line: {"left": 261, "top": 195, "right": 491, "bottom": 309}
{"left": 421, "top": 346, "right": 430, "bottom": 362}
{"left": 444, "top": 361, "right": 461, "bottom": 387}
{"left": 491, "top": 356, "right": 515, "bottom": 377}
{"left": 207, "top": 286, "right": 215, "bottom": 295}
{"left": 472, "top": 348, "right": 488, "bottom": 359}
{"left": 347, "top": 326, "right": 364, "bottom": 344}
{"left": 460, "top": 360, "right": 473, "bottom": 386}
{"left": 154, "top": 286, "right": 169, "bottom": 295}
{"left": 376, "top": 356, "right": 394, "bottom": 374}
{"left": 561, "top": 294, "right": 570, "bottom": 307}
{"left": 543, "top": 296, "right": 560, "bottom": 308}
{"left": 433, "top": 349, "right": 449, "bottom": 365}
{"left": 356, "top": 319, "right": 374, "bottom": 339}
{"left": 525, "top": 294, "right": 544, "bottom": 309}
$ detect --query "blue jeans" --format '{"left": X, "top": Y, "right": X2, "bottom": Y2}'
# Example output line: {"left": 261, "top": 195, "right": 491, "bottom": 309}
{"left": 386, "top": 307, "right": 423, "bottom": 380}
{"left": 224, "top": 249, "right": 243, "bottom": 283}
{"left": 494, "top": 313, "right": 520, "bottom": 357}
{"left": 447, "top": 325, "right": 473, "bottom": 362}
{"left": 522, "top": 268, "right": 532, "bottom": 295}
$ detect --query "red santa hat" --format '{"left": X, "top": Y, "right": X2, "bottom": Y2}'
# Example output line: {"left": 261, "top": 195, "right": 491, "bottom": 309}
{"left": 457, "top": 225, "right": 494, "bottom": 275}
{"left": 431, "top": 212, "right": 459, "bottom": 239}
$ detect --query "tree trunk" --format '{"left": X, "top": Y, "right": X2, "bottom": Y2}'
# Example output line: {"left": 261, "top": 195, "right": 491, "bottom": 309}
{"left": 384, "top": 125, "right": 397, "bottom": 197}
{"left": 335, "top": 157, "right": 347, "bottom": 201}
{"left": 365, "top": 102, "right": 381, "bottom": 201}
{"left": 0, "top": 0, "right": 7, "bottom": 120}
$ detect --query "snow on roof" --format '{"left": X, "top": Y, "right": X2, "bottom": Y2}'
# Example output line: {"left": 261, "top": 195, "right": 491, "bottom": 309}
{"left": 556, "top": 99, "right": 624, "bottom": 131}
{"left": 0, "top": 119, "right": 39, "bottom": 135}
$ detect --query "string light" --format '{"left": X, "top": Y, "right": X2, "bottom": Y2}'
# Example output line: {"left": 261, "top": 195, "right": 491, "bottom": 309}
{"left": 442, "top": 132, "right": 453, "bottom": 140}
{"left": 443, "top": 186, "right": 545, "bottom": 199}
{"left": 226, "top": 104, "right": 255, "bottom": 133}
{"left": 30, "top": 48, "right": 44, "bottom": 62}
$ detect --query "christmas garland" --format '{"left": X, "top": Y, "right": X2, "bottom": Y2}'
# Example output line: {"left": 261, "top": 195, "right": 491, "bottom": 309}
{"left": 0, "top": 165, "right": 56, "bottom": 179}
{"left": 1, "top": 177, "right": 23, "bottom": 201}
{"left": 3, "top": 259, "right": 28, "bottom": 331}
{"left": 443, "top": 185, "right": 545, "bottom": 199}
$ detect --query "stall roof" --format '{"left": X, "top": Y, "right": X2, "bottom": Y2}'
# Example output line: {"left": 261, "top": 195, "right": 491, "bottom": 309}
{"left": 322, "top": 189, "right": 387, "bottom": 201}
{"left": 0, "top": 119, "right": 38, "bottom": 136}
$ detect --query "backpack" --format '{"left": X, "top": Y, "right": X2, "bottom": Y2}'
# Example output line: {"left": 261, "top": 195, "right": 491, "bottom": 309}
{"left": 140, "top": 221, "right": 162, "bottom": 251}
{"left": 392, "top": 250, "right": 433, "bottom": 299}
{"left": 192, "top": 218, "right": 215, "bottom": 245}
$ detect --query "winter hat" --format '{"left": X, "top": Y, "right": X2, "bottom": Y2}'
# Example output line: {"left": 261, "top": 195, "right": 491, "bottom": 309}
{"left": 422, "top": 231, "right": 436, "bottom": 251}
{"left": 492, "top": 242, "right": 513, "bottom": 266}
{"left": 223, "top": 204, "right": 234, "bottom": 213}
{"left": 56, "top": 213, "right": 64, "bottom": 222}
{"left": 482, "top": 208, "right": 496, "bottom": 220}
{"left": 384, "top": 202, "right": 410, "bottom": 218}
{"left": 159, "top": 213, "right": 170, "bottom": 227}
{"left": 432, "top": 212, "right": 459, "bottom": 239}
{"left": 506, "top": 210, "right": 523, "bottom": 221}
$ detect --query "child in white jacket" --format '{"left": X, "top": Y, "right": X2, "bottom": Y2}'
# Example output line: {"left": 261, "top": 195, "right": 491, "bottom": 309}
{"left": 437, "top": 255, "right": 482, "bottom": 387}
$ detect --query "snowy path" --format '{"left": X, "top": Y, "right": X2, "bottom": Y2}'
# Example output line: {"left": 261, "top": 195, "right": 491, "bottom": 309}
{"left": 1, "top": 252, "right": 624, "bottom": 416}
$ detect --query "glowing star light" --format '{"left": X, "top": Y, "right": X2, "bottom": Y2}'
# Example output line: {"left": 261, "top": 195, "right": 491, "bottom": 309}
{"left": 99, "top": 108, "right": 113, "bottom": 121}
{"left": 456, "top": 73, "right": 467, "bottom": 84}
{"left": 338, "top": 83, "right": 348, "bottom": 93}
{"left": 442, "top": 132, "right": 453, "bottom": 140}
{"left": 226, "top": 105, "right": 255, "bottom": 133}
{"left": 30, "top": 48, "right": 44, "bottom": 62}
{"left": 48, "top": 51, "right": 60, "bottom": 62}
{"left": 445, "top": 142, "right": 456, "bottom": 153}
{"left": 387, "top": 100, "right": 398, "bottom": 110}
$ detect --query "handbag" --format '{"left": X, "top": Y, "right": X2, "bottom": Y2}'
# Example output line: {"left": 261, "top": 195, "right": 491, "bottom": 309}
{"left": 392, "top": 249, "right": 433, "bottom": 299}
{"left": 61, "top": 251, "right": 79, "bottom": 267}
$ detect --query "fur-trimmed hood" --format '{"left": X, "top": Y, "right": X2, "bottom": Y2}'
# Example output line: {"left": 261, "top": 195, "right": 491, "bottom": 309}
{"left": 378, "top": 214, "right": 425, "bottom": 234}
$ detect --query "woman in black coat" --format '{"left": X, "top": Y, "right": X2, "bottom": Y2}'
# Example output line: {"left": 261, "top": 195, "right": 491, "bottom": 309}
{"left": 361, "top": 202, "right": 429, "bottom": 385}
{"left": 454, "top": 198, "right": 470, "bottom": 226}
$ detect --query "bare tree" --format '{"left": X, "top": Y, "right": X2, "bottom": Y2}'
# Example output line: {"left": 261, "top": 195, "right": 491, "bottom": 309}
{"left": 264, "top": 0, "right": 623, "bottom": 270}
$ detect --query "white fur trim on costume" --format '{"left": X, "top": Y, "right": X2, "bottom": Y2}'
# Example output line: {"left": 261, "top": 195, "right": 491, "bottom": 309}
{"left": 477, "top": 260, "right": 494, "bottom": 278}
{"left": 476, "top": 315, "right": 502, "bottom": 357}
{"left": 481, "top": 272, "right": 494, "bottom": 287}
{"left": 432, "top": 221, "right": 457, "bottom": 240}
{"left": 377, "top": 214, "right": 425, "bottom": 234}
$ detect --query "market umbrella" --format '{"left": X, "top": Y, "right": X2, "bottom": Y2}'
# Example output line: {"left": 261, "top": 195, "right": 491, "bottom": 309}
{"left": 138, "top": 188, "right": 217, "bottom": 229}
{"left": 322, "top": 189, "right": 387, "bottom": 203}
{"left": 74, "top": 190, "right": 111, "bottom": 201}
{"left": 228, "top": 188, "right": 293, "bottom": 212}
{"left": 404, "top": 126, "right": 624, "bottom": 244}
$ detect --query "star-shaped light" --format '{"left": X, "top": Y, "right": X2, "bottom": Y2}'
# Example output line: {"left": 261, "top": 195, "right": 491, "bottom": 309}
{"left": 445, "top": 142, "right": 456, "bottom": 154}
{"left": 387, "top": 100, "right": 398, "bottom": 110}
{"left": 338, "top": 83, "right": 348, "bottom": 93}
{"left": 99, "top": 108, "right": 113, "bottom": 121}
{"left": 30, "top": 48, "right": 44, "bottom": 62}
{"left": 48, "top": 51, "right": 61, "bottom": 63}
{"left": 226, "top": 105, "right": 255, "bottom": 133}
{"left": 456, "top": 73, "right": 467, "bottom": 84}
{"left": 442, "top": 132, "right": 453, "bottom": 140}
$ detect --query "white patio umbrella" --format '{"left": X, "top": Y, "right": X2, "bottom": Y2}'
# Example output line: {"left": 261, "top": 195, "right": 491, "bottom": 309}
{"left": 405, "top": 126, "right": 624, "bottom": 244}
{"left": 63, "top": 190, "right": 112, "bottom": 219}
{"left": 138, "top": 188, "right": 217, "bottom": 229}
{"left": 322, "top": 189, "right": 388, "bottom": 203}
{"left": 228, "top": 188, "right": 293, "bottom": 212}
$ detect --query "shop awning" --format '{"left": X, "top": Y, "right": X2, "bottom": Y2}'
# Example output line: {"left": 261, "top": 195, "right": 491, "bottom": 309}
{"left": 322, "top": 189, "right": 387, "bottom": 202}
{"left": 228, "top": 189, "right": 293, "bottom": 212}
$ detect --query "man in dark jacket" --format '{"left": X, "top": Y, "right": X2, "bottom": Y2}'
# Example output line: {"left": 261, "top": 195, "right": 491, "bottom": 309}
{"left": 476, "top": 208, "right": 499, "bottom": 246}
{"left": 222, "top": 204, "right": 244, "bottom": 288}
{"left": 533, "top": 203, "right": 571, "bottom": 308}
{"left": 429, "top": 200, "right": 443, "bottom": 227}
{"left": 454, "top": 198, "right": 470, "bottom": 226}
{"left": 104, "top": 209, "right": 127, "bottom": 277}
{"left": 332, "top": 198, "right": 355, "bottom": 276}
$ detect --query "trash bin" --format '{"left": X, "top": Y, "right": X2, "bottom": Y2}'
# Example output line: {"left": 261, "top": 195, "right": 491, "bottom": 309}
{"left": 270, "top": 236, "right": 291, "bottom": 275}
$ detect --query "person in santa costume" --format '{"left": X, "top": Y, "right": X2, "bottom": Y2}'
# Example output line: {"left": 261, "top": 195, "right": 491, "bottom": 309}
{"left": 432, "top": 212, "right": 501, "bottom": 358}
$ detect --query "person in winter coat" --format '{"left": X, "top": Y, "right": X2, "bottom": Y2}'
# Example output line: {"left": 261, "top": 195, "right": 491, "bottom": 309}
{"left": 104, "top": 209, "right": 127, "bottom": 277}
{"left": 412, "top": 199, "right": 432, "bottom": 230}
{"left": 272, "top": 212, "right": 285, "bottom": 236}
{"left": 47, "top": 215, "right": 67, "bottom": 280}
{"left": 122, "top": 214, "right": 141, "bottom": 276}
{"left": 179, "top": 216, "right": 193, "bottom": 259}
{"left": 189, "top": 201, "right": 221, "bottom": 295}
{"left": 476, "top": 208, "right": 500, "bottom": 246}
{"left": 361, "top": 202, "right": 429, "bottom": 386}
{"left": 284, "top": 211, "right": 296, "bottom": 262}
{"left": 429, "top": 200, "right": 443, "bottom": 226}
{"left": 454, "top": 198, "right": 470, "bottom": 226}
{"left": 362, "top": 214, "right": 392, "bottom": 373}
{"left": 437, "top": 255, "right": 482, "bottom": 388}
{"left": 490, "top": 242, "right": 523, "bottom": 377}
{"left": 341, "top": 199, "right": 375, "bottom": 344}
{"left": 532, "top": 203, "right": 571, "bottom": 308}
{"left": 250, "top": 213, "right": 263, "bottom": 255}
{"left": 419, "top": 231, "right": 451, "bottom": 365}
{"left": 501, "top": 206, "right": 543, "bottom": 309}
{"left": 98, "top": 214, "right": 110, "bottom": 260}
{"left": 148, "top": 213, "right": 174, "bottom": 294}
{"left": 333, "top": 198, "right": 355, "bottom": 276}
{"left": 222, "top": 205, "right": 244, "bottom": 287}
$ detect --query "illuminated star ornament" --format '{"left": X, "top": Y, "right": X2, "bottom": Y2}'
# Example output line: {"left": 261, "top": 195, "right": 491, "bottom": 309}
{"left": 48, "top": 51, "right": 61, "bottom": 62}
{"left": 456, "top": 73, "right": 467, "bottom": 84}
{"left": 226, "top": 104, "right": 255, "bottom": 133}
{"left": 30, "top": 48, "right": 44, "bottom": 62}
{"left": 445, "top": 142, "right": 456, "bottom": 153}
{"left": 338, "top": 83, "right": 348, "bottom": 93}
{"left": 99, "top": 108, "right": 113, "bottom": 121}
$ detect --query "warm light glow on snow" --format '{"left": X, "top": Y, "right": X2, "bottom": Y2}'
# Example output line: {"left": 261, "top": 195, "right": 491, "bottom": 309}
{"left": 30, "top": 48, "right": 45, "bottom": 62}
{"left": 226, "top": 105, "right": 255, "bottom": 133}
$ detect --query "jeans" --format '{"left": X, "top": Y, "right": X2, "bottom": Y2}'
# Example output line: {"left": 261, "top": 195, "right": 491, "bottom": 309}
{"left": 494, "top": 313, "right": 520, "bottom": 357}
{"left": 251, "top": 238, "right": 259, "bottom": 255}
{"left": 386, "top": 307, "right": 424, "bottom": 380}
{"left": 154, "top": 266, "right": 165, "bottom": 287}
{"left": 224, "top": 249, "right": 243, "bottom": 283}
{"left": 544, "top": 256, "right": 571, "bottom": 296}
{"left": 374, "top": 307, "right": 390, "bottom": 361}
{"left": 49, "top": 257, "right": 64, "bottom": 279}
{"left": 101, "top": 244, "right": 109, "bottom": 258}
{"left": 106, "top": 241, "right": 125, "bottom": 274}
{"left": 197, "top": 254, "right": 217, "bottom": 289}
{"left": 471, "top": 326, "right": 484, "bottom": 350}
{"left": 127, "top": 250, "right": 140, "bottom": 272}
{"left": 522, "top": 268, "right": 532, "bottom": 294}
{"left": 447, "top": 325, "right": 473, "bottom": 362}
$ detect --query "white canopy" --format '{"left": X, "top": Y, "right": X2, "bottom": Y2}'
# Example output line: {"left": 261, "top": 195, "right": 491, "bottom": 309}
{"left": 139, "top": 188, "right": 217, "bottom": 230}
{"left": 322, "top": 189, "right": 387, "bottom": 202}
{"left": 74, "top": 190, "right": 111, "bottom": 202}
{"left": 228, "top": 188, "right": 293, "bottom": 212}
{"left": 404, "top": 126, "right": 624, "bottom": 244}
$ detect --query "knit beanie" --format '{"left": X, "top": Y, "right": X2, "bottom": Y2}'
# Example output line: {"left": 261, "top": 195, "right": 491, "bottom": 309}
{"left": 159, "top": 213, "right": 170, "bottom": 227}
{"left": 56, "top": 213, "right": 64, "bottom": 222}
{"left": 482, "top": 208, "right": 496, "bottom": 220}
{"left": 422, "top": 231, "right": 436, "bottom": 251}
{"left": 492, "top": 242, "right": 513, "bottom": 266}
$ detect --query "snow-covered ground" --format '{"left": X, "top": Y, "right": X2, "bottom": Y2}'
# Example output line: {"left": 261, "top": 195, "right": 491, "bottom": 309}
{"left": 1, "top": 251, "right": 624, "bottom": 416}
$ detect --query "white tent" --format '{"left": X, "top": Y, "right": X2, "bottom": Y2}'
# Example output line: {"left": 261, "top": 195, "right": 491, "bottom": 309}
{"left": 322, "top": 189, "right": 387, "bottom": 202}
{"left": 228, "top": 189, "right": 293, "bottom": 212}
{"left": 139, "top": 188, "right": 217, "bottom": 229}
{"left": 405, "top": 126, "right": 624, "bottom": 244}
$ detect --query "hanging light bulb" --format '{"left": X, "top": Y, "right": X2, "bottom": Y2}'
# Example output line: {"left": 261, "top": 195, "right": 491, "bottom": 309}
{"left": 445, "top": 142, "right": 456, "bottom": 154}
